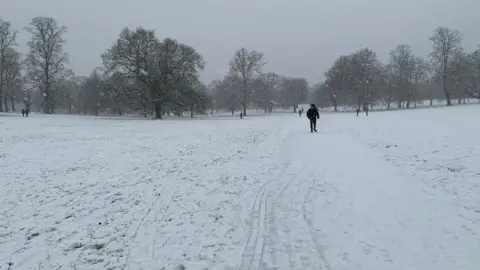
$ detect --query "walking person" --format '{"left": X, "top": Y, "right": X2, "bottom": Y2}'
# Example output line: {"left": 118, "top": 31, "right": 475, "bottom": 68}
{"left": 306, "top": 104, "right": 319, "bottom": 132}
{"left": 21, "top": 108, "right": 25, "bottom": 117}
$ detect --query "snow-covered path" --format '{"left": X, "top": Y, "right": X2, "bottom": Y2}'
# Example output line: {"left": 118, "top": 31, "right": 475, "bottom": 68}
{"left": 1, "top": 106, "right": 479, "bottom": 270}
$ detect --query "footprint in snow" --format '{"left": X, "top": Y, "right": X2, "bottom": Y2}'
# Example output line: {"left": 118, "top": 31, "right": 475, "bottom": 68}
{"left": 26, "top": 232, "right": 40, "bottom": 240}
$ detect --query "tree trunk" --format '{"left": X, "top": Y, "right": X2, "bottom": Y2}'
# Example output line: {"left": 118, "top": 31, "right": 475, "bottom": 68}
{"left": 0, "top": 58, "right": 3, "bottom": 112}
{"left": 430, "top": 98, "right": 433, "bottom": 106}
{"left": 406, "top": 88, "right": 411, "bottom": 108}
{"left": 443, "top": 63, "right": 451, "bottom": 106}
{"left": 387, "top": 100, "right": 391, "bottom": 110}
{"left": 293, "top": 104, "right": 297, "bottom": 113}
{"left": 3, "top": 93, "right": 8, "bottom": 112}
{"left": 231, "top": 109, "right": 234, "bottom": 115}
{"left": 10, "top": 96, "right": 15, "bottom": 112}
{"left": 242, "top": 81, "right": 247, "bottom": 116}
{"left": 154, "top": 101, "right": 162, "bottom": 119}
{"left": 190, "top": 105, "right": 194, "bottom": 118}
{"left": 264, "top": 107, "right": 267, "bottom": 114}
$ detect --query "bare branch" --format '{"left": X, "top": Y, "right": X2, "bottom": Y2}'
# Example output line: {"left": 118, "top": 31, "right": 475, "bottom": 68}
{"left": 24, "top": 17, "right": 68, "bottom": 113}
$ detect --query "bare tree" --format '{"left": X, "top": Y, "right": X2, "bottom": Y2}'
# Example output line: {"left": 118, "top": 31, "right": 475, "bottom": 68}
{"left": 102, "top": 27, "right": 157, "bottom": 115}
{"left": 311, "top": 83, "right": 332, "bottom": 109}
{"left": 324, "top": 55, "right": 352, "bottom": 110}
{"left": 2, "top": 48, "right": 22, "bottom": 111}
{"left": 252, "top": 72, "right": 281, "bottom": 113}
{"left": 389, "top": 44, "right": 415, "bottom": 108}
{"left": 143, "top": 38, "right": 205, "bottom": 118}
{"left": 465, "top": 48, "right": 480, "bottom": 101}
{"left": 378, "top": 64, "right": 399, "bottom": 110}
{"left": 212, "top": 74, "right": 242, "bottom": 115}
{"left": 408, "top": 57, "right": 430, "bottom": 108}
{"left": 56, "top": 73, "right": 83, "bottom": 114}
{"left": 176, "top": 81, "right": 211, "bottom": 118}
{"left": 81, "top": 69, "right": 108, "bottom": 116}
{"left": 447, "top": 51, "right": 470, "bottom": 104}
{"left": 349, "top": 48, "right": 382, "bottom": 110}
{"left": 429, "top": 27, "right": 463, "bottom": 106}
{"left": 24, "top": 17, "right": 68, "bottom": 114}
{"left": 280, "top": 77, "right": 309, "bottom": 112}
{"left": 0, "top": 19, "right": 18, "bottom": 111}
{"left": 229, "top": 48, "right": 266, "bottom": 116}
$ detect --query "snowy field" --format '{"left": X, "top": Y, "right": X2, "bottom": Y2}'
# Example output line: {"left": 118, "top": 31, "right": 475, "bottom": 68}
{"left": 1, "top": 105, "right": 479, "bottom": 270}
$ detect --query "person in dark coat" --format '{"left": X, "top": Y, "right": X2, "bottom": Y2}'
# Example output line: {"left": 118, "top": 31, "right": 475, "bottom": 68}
{"left": 21, "top": 109, "right": 25, "bottom": 117}
{"left": 306, "top": 104, "right": 319, "bottom": 132}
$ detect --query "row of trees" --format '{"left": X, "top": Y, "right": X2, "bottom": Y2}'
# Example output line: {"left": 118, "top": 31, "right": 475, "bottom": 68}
{"left": 2, "top": 17, "right": 479, "bottom": 118}
{"left": 211, "top": 70, "right": 309, "bottom": 115}
{"left": 0, "top": 17, "right": 212, "bottom": 118}
{"left": 0, "top": 17, "right": 310, "bottom": 118}
{"left": 312, "top": 27, "right": 480, "bottom": 111}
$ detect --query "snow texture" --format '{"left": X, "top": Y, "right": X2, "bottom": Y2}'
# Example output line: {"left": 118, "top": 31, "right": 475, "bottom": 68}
{"left": 1, "top": 105, "right": 479, "bottom": 270}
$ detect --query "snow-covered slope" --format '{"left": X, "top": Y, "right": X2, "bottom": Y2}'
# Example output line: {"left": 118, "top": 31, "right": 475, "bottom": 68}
{"left": 1, "top": 106, "right": 479, "bottom": 270}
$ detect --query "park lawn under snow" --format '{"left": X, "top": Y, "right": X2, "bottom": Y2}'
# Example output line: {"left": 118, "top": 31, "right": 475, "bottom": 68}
{"left": 0, "top": 105, "right": 479, "bottom": 270}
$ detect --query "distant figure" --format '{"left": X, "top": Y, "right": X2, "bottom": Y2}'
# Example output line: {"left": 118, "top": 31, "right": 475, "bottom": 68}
{"left": 363, "top": 104, "right": 369, "bottom": 116}
{"left": 298, "top": 110, "right": 302, "bottom": 117}
{"left": 306, "top": 104, "right": 319, "bottom": 132}
{"left": 21, "top": 108, "right": 25, "bottom": 117}
{"left": 356, "top": 108, "right": 360, "bottom": 116}
{"left": 25, "top": 108, "right": 29, "bottom": 117}
{"left": 240, "top": 112, "right": 243, "bottom": 119}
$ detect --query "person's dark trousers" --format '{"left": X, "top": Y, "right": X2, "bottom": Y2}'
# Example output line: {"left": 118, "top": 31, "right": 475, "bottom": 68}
{"left": 310, "top": 118, "right": 317, "bottom": 132}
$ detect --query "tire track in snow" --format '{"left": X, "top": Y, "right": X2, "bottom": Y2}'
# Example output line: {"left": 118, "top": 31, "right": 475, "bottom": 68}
{"left": 239, "top": 128, "right": 295, "bottom": 270}
{"left": 301, "top": 175, "right": 331, "bottom": 270}
{"left": 239, "top": 130, "right": 315, "bottom": 270}
{"left": 268, "top": 168, "right": 302, "bottom": 269}
{"left": 239, "top": 184, "right": 269, "bottom": 270}
{"left": 262, "top": 131, "right": 331, "bottom": 270}
{"left": 122, "top": 175, "right": 182, "bottom": 269}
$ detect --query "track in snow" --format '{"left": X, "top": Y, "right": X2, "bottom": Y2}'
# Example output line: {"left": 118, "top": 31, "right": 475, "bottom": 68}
{"left": 1, "top": 106, "right": 480, "bottom": 270}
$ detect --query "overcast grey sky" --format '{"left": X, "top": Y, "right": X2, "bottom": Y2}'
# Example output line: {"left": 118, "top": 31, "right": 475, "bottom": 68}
{"left": 2, "top": 0, "right": 479, "bottom": 84}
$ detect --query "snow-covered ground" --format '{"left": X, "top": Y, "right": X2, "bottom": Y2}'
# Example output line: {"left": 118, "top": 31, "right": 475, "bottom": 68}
{"left": 1, "top": 105, "right": 479, "bottom": 270}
